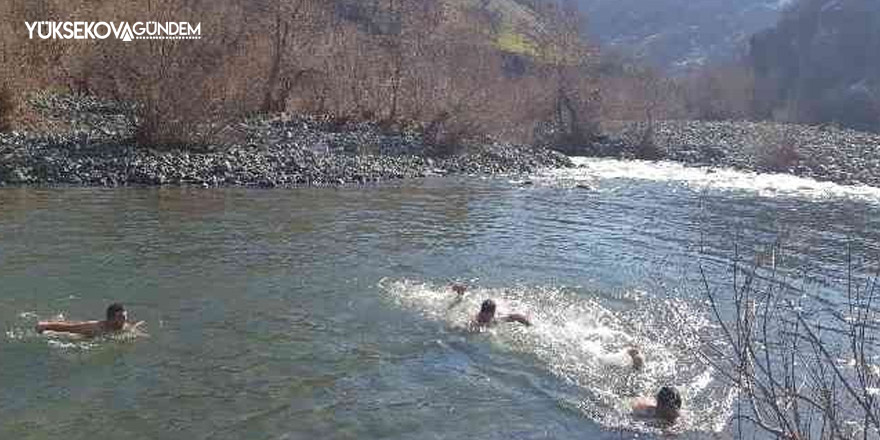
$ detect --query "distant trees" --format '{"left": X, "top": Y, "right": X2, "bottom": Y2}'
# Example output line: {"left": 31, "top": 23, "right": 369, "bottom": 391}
{"left": 93, "top": 0, "right": 247, "bottom": 148}
{"left": 3, "top": 0, "right": 880, "bottom": 149}
{"left": 597, "top": 52, "right": 685, "bottom": 158}
{"left": 598, "top": 0, "right": 880, "bottom": 136}
{"left": 749, "top": 0, "right": 880, "bottom": 132}
{"left": 257, "top": 0, "right": 330, "bottom": 113}
{"left": 531, "top": 0, "right": 601, "bottom": 150}
{"left": 681, "top": 63, "right": 756, "bottom": 122}
{"left": 0, "top": 84, "right": 13, "bottom": 132}
{"left": 0, "top": 0, "right": 605, "bottom": 150}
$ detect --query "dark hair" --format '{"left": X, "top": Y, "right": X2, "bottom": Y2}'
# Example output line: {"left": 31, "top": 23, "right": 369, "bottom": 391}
{"left": 106, "top": 303, "right": 125, "bottom": 320}
{"left": 480, "top": 299, "right": 496, "bottom": 315}
{"left": 656, "top": 386, "right": 682, "bottom": 411}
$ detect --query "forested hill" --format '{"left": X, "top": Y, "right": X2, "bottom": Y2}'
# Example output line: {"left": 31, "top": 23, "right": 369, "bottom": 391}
{"left": 574, "top": 0, "right": 784, "bottom": 70}
{"left": 750, "top": 0, "right": 880, "bottom": 132}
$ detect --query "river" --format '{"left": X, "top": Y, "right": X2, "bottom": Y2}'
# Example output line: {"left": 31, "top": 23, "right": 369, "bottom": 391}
{"left": 2, "top": 157, "right": 879, "bottom": 439}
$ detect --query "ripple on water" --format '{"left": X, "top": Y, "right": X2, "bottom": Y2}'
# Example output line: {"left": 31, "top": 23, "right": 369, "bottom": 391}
{"left": 379, "top": 278, "right": 737, "bottom": 436}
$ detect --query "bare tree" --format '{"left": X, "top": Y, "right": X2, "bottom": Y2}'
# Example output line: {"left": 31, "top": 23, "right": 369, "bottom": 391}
{"left": 697, "top": 244, "right": 880, "bottom": 439}
{"left": 259, "top": 0, "right": 328, "bottom": 113}
{"left": 532, "top": 0, "right": 601, "bottom": 149}
{"left": 0, "top": 0, "right": 607, "bottom": 148}
{"left": 681, "top": 63, "right": 757, "bottom": 121}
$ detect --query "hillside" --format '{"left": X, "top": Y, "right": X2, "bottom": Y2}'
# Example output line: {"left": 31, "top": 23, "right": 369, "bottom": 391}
{"left": 575, "top": 0, "right": 784, "bottom": 70}
{"left": 750, "top": 0, "right": 880, "bottom": 132}
{"left": 333, "top": 0, "right": 544, "bottom": 56}
{"left": 0, "top": 0, "right": 599, "bottom": 151}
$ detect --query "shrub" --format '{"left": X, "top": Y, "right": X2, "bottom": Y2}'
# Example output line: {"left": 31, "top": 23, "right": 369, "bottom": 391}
{"left": 0, "top": 84, "right": 15, "bottom": 132}
{"left": 634, "top": 123, "right": 663, "bottom": 160}
{"left": 757, "top": 128, "right": 799, "bottom": 172}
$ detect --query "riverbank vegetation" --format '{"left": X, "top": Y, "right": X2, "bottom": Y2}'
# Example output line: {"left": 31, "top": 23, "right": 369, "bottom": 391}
{"left": 0, "top": 0, "right": 601, "bottom": 153}
{"left": 0, "top": 0, "right": 877, "bottom": 164}
{"left": 602, "top": 0, "right": 880, "bottom": 146}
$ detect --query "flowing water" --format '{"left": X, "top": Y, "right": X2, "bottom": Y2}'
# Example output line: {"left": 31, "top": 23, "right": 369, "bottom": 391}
{"left": 2, "top": 157, "right": 880, "bottom": 439}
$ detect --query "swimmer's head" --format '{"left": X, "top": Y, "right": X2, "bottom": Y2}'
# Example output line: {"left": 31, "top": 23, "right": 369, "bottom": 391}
{"left": 656, "top": 386, "right": 682, "bottom": 422}
{"left": 451, "top": 283, "right": 467, "bottom": 295}
{"left": 106, "top": 303, "right": 127, "bottom": 330}
{"left": 627, "top": 347, "right": 645, "bottom": 371}
{"left": 477, "top": 299, "right": 496, "bottom": 323}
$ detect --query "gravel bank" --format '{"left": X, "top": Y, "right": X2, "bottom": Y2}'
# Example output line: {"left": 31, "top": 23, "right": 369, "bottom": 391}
{"left": 0, "top": 96, "right": 571, "bottom": 187}
{"left": 601, "top": 120, "right": 880, "bottom": 187}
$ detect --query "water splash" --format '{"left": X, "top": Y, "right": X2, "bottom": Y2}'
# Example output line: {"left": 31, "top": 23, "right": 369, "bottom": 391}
{"left": 380, "top": 278, "right": 736, "bottom": 435}
{"left": 532, "top": 157, "right": 880, "bottom": 204}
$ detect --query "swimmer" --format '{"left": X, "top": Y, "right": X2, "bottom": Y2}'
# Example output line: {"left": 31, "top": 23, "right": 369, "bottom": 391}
{"left": 632, "top": 386, "right": 682, "bottom": 423}
{"left": 35, "top": 303, "right": 137, "bottom": 337}
{"left": 472, "top": 299, "right": 531, "bottom": 327}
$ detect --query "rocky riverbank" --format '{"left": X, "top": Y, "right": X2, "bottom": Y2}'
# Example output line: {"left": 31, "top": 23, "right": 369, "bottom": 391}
{"left": 5, "top": 95, "right": 879, "bottom": 188}
{"left": 0, "top": 95, "right": 571, "bottom": 187}
{"left": 600, "top": 120, "right": 880, "bottom": 187}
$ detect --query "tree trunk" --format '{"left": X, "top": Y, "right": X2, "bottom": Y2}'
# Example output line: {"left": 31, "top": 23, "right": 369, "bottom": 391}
{"left": 263, "top": 13, "right": 288, "bottom": 113}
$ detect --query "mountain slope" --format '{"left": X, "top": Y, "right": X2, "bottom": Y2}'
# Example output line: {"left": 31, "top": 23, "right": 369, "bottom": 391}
{"left": 575, "top": 0, "right": 785, "bottom": 70}
{"left": 750, "top": 0, "right": 880, "bottom": 131}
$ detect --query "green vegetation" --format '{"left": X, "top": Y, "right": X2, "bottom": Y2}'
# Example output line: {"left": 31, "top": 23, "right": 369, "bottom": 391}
{"left": 494, "top": 23, "right": 539, "bottom": 56}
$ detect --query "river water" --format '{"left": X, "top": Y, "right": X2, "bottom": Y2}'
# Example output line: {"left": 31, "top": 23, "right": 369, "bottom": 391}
{"left": 2, "top": 157, "right": 879, "bottom": 439}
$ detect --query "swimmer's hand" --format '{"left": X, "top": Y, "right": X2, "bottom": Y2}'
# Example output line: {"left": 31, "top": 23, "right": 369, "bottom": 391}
{"left": 125, "top": 321, "right": 150, "bottom": 337}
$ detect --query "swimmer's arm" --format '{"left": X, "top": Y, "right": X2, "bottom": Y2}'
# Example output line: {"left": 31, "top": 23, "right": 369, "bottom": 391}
{"left": 503, "top": 313, "right": 532, "bottom": 326}
{"left": 35, "top": 321, "right": 101, "bottom": 336}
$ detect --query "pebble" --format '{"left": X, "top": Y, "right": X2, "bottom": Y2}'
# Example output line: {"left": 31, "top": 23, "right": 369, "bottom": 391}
{"left": 590, "top": 120, "right": 880, "bottom": 187}
{"left": 0, "top": 95, "right": 573, "bottom": 187}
